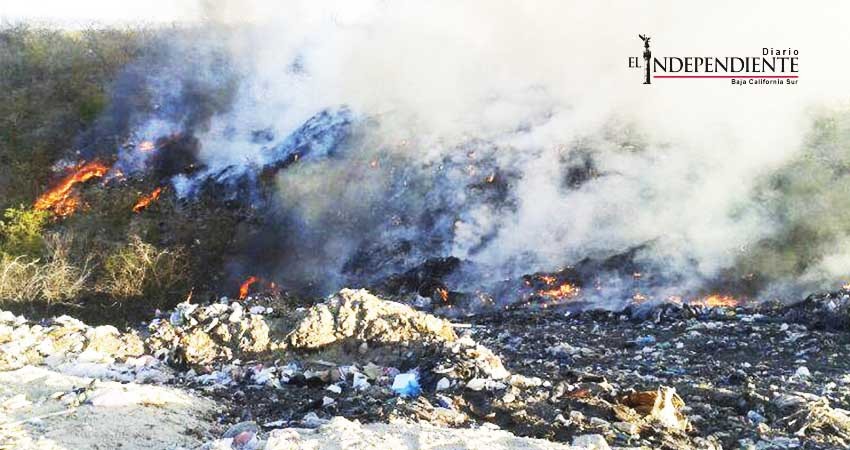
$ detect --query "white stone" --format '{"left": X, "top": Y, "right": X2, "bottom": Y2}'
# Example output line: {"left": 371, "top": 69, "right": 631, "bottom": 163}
{"left": 571, "top": 434, "right": 610, "bottom": 450}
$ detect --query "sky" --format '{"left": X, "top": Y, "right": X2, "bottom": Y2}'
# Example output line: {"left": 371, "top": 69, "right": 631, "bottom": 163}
{"left": 0, "top": 0, "right": 199, "bottom": 26}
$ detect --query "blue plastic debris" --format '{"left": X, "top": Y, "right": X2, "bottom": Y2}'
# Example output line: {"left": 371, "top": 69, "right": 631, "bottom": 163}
{"left": 635, "top": 335, "right": 657, "bottom": 346}
{"left": 391, "top": 371, "right": 421, "bottom": 397}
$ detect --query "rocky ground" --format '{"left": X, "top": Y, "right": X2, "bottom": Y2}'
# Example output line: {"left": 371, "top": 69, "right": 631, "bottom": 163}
{"left": 2, "top": 288, "right": 850, "bottom": 449}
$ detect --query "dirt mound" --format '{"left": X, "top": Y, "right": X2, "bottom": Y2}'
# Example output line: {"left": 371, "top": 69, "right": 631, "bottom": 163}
{"left": 285, "top": 289, "right": 457, "bottom": 349}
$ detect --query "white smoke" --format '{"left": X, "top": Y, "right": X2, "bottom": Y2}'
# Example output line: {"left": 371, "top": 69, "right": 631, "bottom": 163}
{"left": 46, "top": 0, "right": 850, "bottom": 299}
{"left": 180, "top": 0, "right": 850, "bottom": 298}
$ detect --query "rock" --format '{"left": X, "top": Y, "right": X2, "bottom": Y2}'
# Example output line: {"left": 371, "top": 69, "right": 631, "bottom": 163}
{"left": 508, "top": 374, "right": 543, "bottom": 388}
{"left": 466, "top": 378, "right": 487, "bottom": 391}
{"left": 222, "top": 421, "right": 259, "bottom": 450}
{"left": 436, "top": 377, "right": 451, "bottom": 391}
{"left": 222, "top": 421, "right": 260, "bottom": 439}
{"left": 85, "top": 326, "right": 123, "bottom": 354}
{"left": 265, "top": 429, "right": 302, "bottom": 450}
{"left": 571, "top": 434, "right": 610, "bottom": 449}
{"left": 613, "top": 421, "right": 638, "bottom": 435}
{"left": 588, "top": 417, "right": 610, "bottom": 428}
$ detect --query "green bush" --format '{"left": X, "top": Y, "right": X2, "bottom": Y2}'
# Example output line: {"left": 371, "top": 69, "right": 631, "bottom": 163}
{"left": 0, "top": 206, "right": 49, "bottom": 257}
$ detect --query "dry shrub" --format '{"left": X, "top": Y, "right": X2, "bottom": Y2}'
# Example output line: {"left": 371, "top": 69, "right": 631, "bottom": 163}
{"left": 100, "top": 235, "right": 188, "bottom": 304}
{"left": 0, "top": 232, "right": 90, "bottom": 305}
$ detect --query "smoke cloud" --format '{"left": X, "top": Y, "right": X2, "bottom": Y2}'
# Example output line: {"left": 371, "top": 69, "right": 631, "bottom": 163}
{"left": 91, "top": 1, "right": 850, "bottom": 303}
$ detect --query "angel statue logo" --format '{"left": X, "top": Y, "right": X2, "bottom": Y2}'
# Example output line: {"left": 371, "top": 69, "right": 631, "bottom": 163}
{"left": 639, "top": 34, "right": 651, "bottom": 84}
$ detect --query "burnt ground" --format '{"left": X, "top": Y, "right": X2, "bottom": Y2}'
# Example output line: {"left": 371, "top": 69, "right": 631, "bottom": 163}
{"left": 196, "top": 293, "right": 850, "bottom": 450}
{"left": 472, "top": 308, "right": 850, "bottom": 448}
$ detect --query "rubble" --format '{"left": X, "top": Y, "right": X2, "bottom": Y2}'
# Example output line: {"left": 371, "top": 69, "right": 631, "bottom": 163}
{"left": 0, "top": 311, "right": 153, "bottom": 381}
{"left": 779, "top": 288, "right": 850, "bottom": 330}
{"left": 5, "top": 288, "right": 850, "bottom": 449}
{"left": 774, "top": 393, "right": 850, "bottom": 447}
{"left": 146, "top": 299, "right": 272, "bottom": 368}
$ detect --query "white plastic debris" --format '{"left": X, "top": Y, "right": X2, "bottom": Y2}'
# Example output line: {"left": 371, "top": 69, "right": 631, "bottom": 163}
{"left": 436, "top": 377, "right": 451, "bottom": 391}
{"left": 252, "top": 366, "right": 276, "bottom": 385}
{"left": 326, "top": 384, "right": 342, "bottom": 394}
{"left": 352, "top": 372, "right": 370, "bottom": 391}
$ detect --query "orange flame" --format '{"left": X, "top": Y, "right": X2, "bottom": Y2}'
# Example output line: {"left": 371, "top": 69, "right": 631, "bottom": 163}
{"left": 436, "top": 287, "right": 449, "bottom": 302}
{"left": 34, "top": 161, "right": 110, "bottom": 217}
{"left": 538, "top": 275, "right": 557, "bottom": 285}
{"left": 132, "top": 187, "right": 163, "bottom": 213}
{"left": 691, "top": 294, "right": 739, "bottom": 308}
{"left": 538, "top": 282, "right": 579, "bottom": 300}
{"left": 238, "top": 276, "right": 259, "bottom": 300}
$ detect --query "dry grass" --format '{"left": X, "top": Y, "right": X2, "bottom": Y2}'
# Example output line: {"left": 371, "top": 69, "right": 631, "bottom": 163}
{"left": 99, "top": 235, "right": 188, "bottom": 304}
{"left": 0, "top": 233, "right": 91, "bottom": 305}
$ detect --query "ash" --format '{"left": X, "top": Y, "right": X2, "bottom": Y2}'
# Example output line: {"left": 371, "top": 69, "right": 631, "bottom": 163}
{"left": 2, "top": 289, "right": 850, "bottom": 450}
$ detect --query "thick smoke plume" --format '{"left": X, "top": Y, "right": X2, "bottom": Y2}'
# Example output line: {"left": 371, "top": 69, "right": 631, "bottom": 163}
{"left": 93, "top": 2, "right": 850, "bottom": 305}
